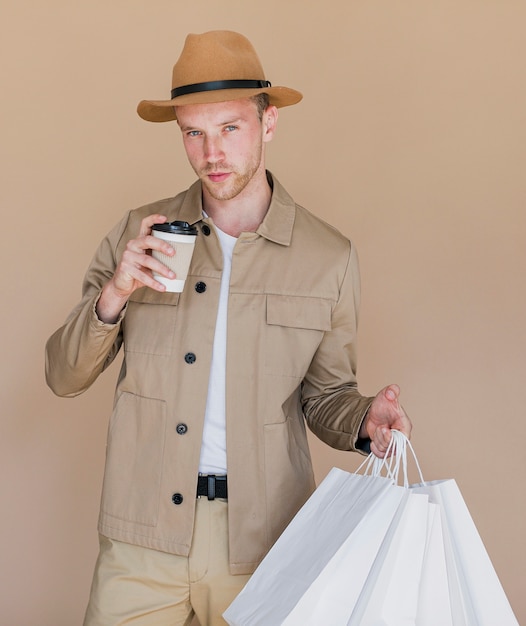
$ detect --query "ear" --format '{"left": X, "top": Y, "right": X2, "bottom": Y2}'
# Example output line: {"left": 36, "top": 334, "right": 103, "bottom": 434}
{"left": 262, "top": 105, "right": 278, "bottom": 143}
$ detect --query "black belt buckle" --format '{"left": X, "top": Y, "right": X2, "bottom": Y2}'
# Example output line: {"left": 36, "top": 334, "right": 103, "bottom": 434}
{"left": 207, "top": 474, "right": 216, "bottom": 500}
{"left": 197, "top": 474, "right": 228, "bottom": 500}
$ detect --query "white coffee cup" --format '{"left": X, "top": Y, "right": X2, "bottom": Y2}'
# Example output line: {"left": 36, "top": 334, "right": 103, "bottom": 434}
{"left": 151, "top": 221, "right": 198, "bottom": 292}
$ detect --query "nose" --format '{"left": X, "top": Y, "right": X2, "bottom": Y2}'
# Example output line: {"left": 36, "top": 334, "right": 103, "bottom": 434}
{"left": 203, "top": 135, "right": 224, "bottom": 163}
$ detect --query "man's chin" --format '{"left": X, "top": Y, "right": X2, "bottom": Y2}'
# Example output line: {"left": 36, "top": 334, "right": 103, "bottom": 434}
{"left": 202, "top": 178, "right": 246, "bottom": 202}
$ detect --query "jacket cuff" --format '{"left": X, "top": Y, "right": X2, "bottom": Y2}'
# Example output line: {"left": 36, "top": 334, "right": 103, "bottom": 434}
{"left": 354, "top": 405, "right": 372, "bottom": 454}
{"left": 92, "top": 291, "right": 128, "bottom": 327}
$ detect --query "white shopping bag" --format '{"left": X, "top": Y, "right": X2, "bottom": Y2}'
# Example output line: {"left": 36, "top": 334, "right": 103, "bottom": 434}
{"left": 225, "top": 431, "right": 519, "bottom": 626}
{"left": 374, "top": 432, "right": 518, "bottom": 626}
{"left": 415, "top": 502, "right": 453, "bottom": 626}
{"left": 412, "top": 478, "right": 519, "bottom": 626}
{"left": 346, "top": 490, "right": 430, "bottom": 626}
{"left": 223, "top": 468, "right": 405, "bottom": 626}
{"left": 344, "top": 432, "right": 452, "bottom": 626}
{"left": 282, "top": 489, "right": 427, "bottom": 626}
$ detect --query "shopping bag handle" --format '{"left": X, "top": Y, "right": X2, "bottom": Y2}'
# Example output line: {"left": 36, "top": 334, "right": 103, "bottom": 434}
{"left": 357, "top": 430, "right": 425, "bottom": 487}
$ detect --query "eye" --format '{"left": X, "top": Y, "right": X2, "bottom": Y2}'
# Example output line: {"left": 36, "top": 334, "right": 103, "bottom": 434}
{"left": 186, "top": 130, "right": 202, "bottom": 137}
{"left": 224, "top": 125, "right": 238, "bottom": 132}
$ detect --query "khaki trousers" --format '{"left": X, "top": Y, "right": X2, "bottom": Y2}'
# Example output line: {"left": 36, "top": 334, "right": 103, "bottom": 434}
{"left": 83, "top": 498, "right": 250, "bottom": 626}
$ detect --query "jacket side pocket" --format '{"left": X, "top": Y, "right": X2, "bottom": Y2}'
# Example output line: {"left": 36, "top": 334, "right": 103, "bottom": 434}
{"left": 101, "top": 392, "right": 166, "bottom": 526}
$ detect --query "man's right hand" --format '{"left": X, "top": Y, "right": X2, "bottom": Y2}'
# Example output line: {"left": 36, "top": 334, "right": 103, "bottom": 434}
{"left": 96, "top": 214, "right": 176, "bottom": 323}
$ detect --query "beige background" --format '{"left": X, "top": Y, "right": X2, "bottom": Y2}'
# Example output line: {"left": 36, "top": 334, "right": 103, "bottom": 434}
{"left": 2, "top": 1, "right": 525, "bottom": 624}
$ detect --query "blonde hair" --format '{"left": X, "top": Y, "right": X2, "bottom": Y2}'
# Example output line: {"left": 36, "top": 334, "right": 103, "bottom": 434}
{"left": 251, "top": 93, "right": 270, "bottom": 120}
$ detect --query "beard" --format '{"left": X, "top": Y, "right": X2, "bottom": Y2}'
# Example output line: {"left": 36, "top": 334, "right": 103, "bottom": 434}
{"left": 201, "top": 168, "right": 256, "bottom": 201}
{"left": 195, "top": 144, "right": 263, "bottom": 202}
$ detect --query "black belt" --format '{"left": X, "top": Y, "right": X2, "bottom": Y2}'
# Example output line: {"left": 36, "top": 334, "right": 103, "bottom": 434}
{"left": 197, "top": 475, "right": 228, "bottom": 500}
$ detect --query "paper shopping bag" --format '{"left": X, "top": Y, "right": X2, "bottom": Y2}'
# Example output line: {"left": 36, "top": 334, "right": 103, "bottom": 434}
{"left": 412, "top": 478, "right": 519, "bottom": 626}
{"left": 373, "top": 431, "right": 519, "bottom": 625}
{"left": 282, "top": 488, "right": 429, "bottom": 626}
{"left": 373, "top": 431, "right": 518, "bottom": 625}
{"left": 415, "top": 501, "right": 453, "bottom": 626}
{"left": 225, "top": 431, "right": 519, "bottom": 626}
{"left": 342, "top": 432, "right": 452, "bottom": 626}
{"left": 223, "top": 467, "right": 406, "bottom": 626}
{"left": 346, "top": 490, "right": 431, "bottom": 626}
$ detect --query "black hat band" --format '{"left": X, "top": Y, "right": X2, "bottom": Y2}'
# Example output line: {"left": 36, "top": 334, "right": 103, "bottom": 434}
{"left": 171, "top": 79, "right": 271, "bottom": 99}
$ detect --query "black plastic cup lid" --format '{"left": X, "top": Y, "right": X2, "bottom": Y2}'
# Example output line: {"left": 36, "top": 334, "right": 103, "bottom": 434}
{"left": 152, "top": 220, "right": 198, "bottom": 235}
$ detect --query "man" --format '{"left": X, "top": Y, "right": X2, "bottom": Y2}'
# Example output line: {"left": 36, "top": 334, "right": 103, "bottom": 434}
{"left": 46, "top": 30, "right": 411, "bottom": 626}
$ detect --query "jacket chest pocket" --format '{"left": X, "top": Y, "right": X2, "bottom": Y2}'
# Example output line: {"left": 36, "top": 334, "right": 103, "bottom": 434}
{"left": 124, "top": 288, "right": 180, "bottom": 356}
{"left": 265, "top": 294, "right": 332, "bottom": 378}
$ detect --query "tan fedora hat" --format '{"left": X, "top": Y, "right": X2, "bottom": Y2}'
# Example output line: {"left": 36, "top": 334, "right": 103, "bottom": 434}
{"left": 137, "top": 30, "right": 303, "bottom": 123}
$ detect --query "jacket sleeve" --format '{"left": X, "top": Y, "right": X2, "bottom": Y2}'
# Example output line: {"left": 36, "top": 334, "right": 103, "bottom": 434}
{"left": 45, "top": 213, "right": 131, "bottom": 398}
{"left": 301, "top": 241, "right": 374, "bottom": 453}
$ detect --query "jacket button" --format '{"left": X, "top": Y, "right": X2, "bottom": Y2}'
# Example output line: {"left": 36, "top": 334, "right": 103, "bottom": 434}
{"left": 172, "top": 493, "right": 184, "bottom": 505}
{"left": 201, "top": 224, "right": 211, "bottom": 236}
{"left": 195, "top": 281, "right": 207, "bottom": 293}
{"left": 176, "top": 423, "right": 188, "bottom": 435}
{"left": 184, "top": 352, "right": 196, "bottom": 364}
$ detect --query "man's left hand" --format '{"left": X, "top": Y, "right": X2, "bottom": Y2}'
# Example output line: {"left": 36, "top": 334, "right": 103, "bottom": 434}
{"left": 360, "top": 384, "right": 412, "bottom": 458}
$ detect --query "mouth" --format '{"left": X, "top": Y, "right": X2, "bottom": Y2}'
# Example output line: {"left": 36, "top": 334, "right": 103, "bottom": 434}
{"left": 206, "top": 171, "right": 231, "bottom": 183}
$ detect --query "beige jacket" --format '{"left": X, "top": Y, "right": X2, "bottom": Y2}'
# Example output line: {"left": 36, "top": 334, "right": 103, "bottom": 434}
{"left": 45, "top": 173, "right": 373, "bottom": 575}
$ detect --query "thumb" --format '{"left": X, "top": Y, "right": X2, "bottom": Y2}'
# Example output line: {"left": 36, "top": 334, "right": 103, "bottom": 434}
{"left": 385, "top": 384, "right": 400, "bottom": 402}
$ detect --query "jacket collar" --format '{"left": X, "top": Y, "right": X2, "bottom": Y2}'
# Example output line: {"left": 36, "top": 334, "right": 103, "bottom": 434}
{"left": 176, "top": 171, "right": 296, "bottom": 246}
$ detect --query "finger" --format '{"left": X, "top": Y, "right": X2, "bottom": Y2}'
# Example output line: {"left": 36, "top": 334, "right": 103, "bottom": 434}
{"left": 133, "top": 269, "right": 171, "bottom": 292}
{"left": 139, "top": 214, "right": 169, "bottom": 237}
{"left": 385, "top": 384, "right": 400, "bottom": 402}
{"left": 120, "top": 258, "right": 174, "bottom": 293}
{"left": 377, "top": 427, "right": 392, "bottom": 454}
{"left": 398, "top": 410, "right": 413, "bottom": 439}
{"left": 124, "top": 249, "right": 175, "bottom": 279}
{"left": 114, "top": 253, "right": 173, "bottom": 295}
{"left": 124, "top": 233, "right": 175, "bottom": 258}
{"left": 370, "top": 439, "right": 387, "bottom": 459}
{"left": 144, "top": 234, "right": 176, "bottom": 256}
{"left": 368, "top": 428, "right": 384, "bottom": 458}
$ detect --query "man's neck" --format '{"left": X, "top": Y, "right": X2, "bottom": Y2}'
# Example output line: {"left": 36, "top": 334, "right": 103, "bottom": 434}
{"left": 202, "top": 170, "right": 272, "bottom": 238}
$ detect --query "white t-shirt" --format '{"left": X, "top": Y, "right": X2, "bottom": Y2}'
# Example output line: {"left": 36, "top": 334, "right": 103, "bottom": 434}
{"left": 198, "top": 224, "right": 237, "bottom": 474}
